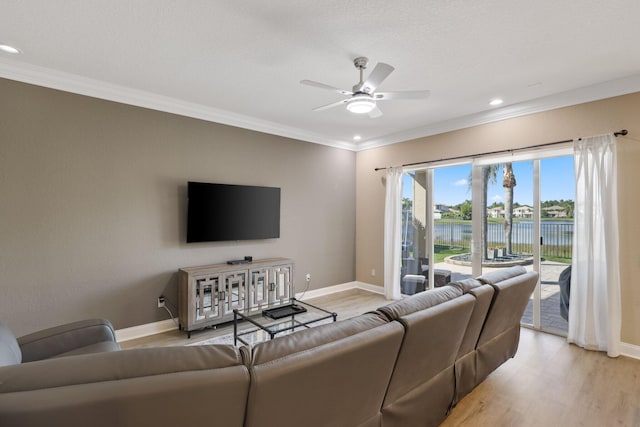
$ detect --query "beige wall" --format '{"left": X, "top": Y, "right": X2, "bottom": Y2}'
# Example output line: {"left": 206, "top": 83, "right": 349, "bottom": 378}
{"left": 0, "top": 78, "right": 356, "bottom": 336}
{"left": 356, "top": 92, "right": 640, "bottom": 346}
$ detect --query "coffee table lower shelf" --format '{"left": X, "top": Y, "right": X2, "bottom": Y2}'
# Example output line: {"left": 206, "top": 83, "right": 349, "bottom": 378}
{"left": 233, "top": 298, "right": 337, "bottom": 346}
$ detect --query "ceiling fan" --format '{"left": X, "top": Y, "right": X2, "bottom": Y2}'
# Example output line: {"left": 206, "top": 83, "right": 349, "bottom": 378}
{"left": 300, "top": 57, "right": 430, "bottom": 118}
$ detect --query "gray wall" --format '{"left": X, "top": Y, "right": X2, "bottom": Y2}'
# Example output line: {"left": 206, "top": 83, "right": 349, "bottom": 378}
{"left": 0, "top": 78, "right": 356, "bottom": 336}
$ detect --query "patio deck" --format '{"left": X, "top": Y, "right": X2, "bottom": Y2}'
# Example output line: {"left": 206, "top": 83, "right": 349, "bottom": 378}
{"left": 431, "top": 260, "right": 570, "bottom": 335}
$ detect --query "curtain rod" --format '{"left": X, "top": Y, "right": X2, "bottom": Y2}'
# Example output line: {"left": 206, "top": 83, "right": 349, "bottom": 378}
{"left": 373, "top": 129, "right": 628, "bottom": 171}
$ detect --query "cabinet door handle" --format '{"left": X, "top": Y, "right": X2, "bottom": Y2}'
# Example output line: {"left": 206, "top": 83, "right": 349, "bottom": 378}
{"left": 269, "top": 282, "right": 275, "bottom": 291}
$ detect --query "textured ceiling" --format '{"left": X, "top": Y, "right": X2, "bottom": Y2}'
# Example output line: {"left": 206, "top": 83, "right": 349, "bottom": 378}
{"left": 1, "top": 1, "right": 640, "bottom": 150}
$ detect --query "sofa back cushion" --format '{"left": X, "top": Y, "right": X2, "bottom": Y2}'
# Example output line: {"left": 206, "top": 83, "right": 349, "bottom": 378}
{"left": 0, "top": 345, "right": 250, "bottom": 427}
{"left": 377, "top": 285, "right": 463, "bottom": 320}
{"left": 250, "top": 312, "right": 389, "bottom": 364}
{"left": 0, "top": 344, "right": 243, "bottom": 393}
{"left": 451, "top": 282, "right": 495, "bottom": 404}
{"left": 0, "top": 321, "right": 21, "bottom": 367}
{"left": 475, "top": 269, "right": 539, "bottom": 384}
{"left": 454, "top": 280, "right": 495, "bottom": 357}
{"left": 477, "top": 265, "right": 527, "bottom": 285}
{"left": 245, "top": 315, "right": 404, "bottom": 427}
{"left": 477, "top": 270, "right": 539, "bottom": 347}
{"left": 381, "top": 294, "right": 475, "bottom": 427}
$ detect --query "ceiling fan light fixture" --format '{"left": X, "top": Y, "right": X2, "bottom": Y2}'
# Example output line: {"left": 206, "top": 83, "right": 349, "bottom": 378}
{"left": 346, "top": 94, "right": 376, "bottom": 114}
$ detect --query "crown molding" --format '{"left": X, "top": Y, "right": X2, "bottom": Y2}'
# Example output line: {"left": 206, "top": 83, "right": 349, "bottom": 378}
{"left": 0, "top": 58, "right": 358, "bottom": 151}
{"left": 2, "top": 58, "right": 638, "bottom": 153}
{"left": 355, "top": 73, "right": 640, "bottom": 151}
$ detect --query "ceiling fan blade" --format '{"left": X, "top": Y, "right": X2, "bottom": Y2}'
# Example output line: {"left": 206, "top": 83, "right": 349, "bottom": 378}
{"left": 300, "top": 80, "right": 353, "bottom": 96}
{"left": 312, "top": 98, "right": 349, "bottom": 111}
{"left": 368, "top": 106, "right": 383, "bottom": 118}
{"left": 374, "top": 90, "right": 431, "bottom": 100}
{"left": 360, "top": 62, "right": 394, "bottom": 93}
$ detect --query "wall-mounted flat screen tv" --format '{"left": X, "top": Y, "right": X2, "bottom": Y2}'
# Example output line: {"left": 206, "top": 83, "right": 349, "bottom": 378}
{"left": 186, "top": 182, "right": 281, "bottom": 243}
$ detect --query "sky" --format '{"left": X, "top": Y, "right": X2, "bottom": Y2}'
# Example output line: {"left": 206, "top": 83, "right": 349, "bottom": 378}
{"left": 402, "top": 155, "right": 575, "bottom": 206}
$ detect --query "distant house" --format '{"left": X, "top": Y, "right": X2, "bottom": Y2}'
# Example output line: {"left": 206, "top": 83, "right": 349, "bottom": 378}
{"left": 433, "top": 204, "right": 459, "bottom": 219}
{"left": 513, "top": 205, "right": 533, "bottom": 218}
{"left": 487, "top": 206, "right": 504, "bottom": 218}
{"left": 433, "top": 206, "right": 443, "bottom": 220}
{"left": 543, "top": 205, "right": 568, "bottom": 217}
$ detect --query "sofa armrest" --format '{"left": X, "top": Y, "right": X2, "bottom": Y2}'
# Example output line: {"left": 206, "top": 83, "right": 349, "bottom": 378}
{"left": 17, "top": 319, "right": 118, "bottom": 362}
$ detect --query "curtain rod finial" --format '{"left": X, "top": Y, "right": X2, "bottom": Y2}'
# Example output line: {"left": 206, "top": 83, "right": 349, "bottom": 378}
{"left": 614, "top": 129, "right": 628, "bottom": 137}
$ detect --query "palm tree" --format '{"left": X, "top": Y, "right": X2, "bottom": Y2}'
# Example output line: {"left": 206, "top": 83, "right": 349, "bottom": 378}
{"left": 470, "top": 165, "right": 499, "bottom": 259}
{"left": 502, "top": 163, "right": 517, "bottom": 254}
{"left": 481, "top": 165, "right": 499, "bottom": 259}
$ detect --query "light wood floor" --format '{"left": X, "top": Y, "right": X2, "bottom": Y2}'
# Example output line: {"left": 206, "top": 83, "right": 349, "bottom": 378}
{"left": 443, "top": 328, "right": 640, "bottom": 427}
{"left": 122, "top": 289, "right": 640, "bottom": 426}
{"left": 121, "top": 288, "right": 387, "bottom": 349}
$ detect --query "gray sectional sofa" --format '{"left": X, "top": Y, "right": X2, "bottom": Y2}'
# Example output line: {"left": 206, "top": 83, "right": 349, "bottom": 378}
{"left": 0, "top": 266, "right": 538, "bottom": 427}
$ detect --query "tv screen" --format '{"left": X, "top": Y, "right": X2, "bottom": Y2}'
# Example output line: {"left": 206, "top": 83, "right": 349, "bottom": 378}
{"left": 186, "top": 182, "right": 281, "bottom": 243}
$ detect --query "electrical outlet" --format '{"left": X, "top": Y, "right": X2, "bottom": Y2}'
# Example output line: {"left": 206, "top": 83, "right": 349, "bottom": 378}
{"left": 305, "top": 273, "right": 311, "bottom": 282}
{"left": 157, "top": 295, "right": 165, "bottom": 308}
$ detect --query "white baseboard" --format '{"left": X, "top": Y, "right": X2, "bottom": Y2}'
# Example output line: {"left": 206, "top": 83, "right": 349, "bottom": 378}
{"left": 115, "top": 319, "right": 178, "bottom": 342}
{"left": 116, "top": 281, "right": 385, "bottom": 342}
{"left": 295, "top": 280, "right": 384, "bottom": 299}
{"left": 620, "top": 342, "right": 640, "bottom": 360}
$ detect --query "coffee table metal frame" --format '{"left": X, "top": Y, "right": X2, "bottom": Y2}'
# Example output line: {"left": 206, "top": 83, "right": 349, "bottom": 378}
{"left": 233, "top": 297, "right": 337, "bottom": 346}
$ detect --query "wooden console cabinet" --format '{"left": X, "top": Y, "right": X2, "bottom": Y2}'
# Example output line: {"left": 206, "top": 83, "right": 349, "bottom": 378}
{"left": 178, "top": 258, "right": 294, "bottom": 337}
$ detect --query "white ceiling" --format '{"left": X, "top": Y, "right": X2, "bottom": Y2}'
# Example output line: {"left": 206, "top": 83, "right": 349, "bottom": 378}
{"left": 1, "top": 1, "right": 640, "bottom": 151}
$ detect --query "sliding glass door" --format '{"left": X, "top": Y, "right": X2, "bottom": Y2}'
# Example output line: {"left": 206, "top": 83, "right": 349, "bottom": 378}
{"left": 474, "top": 150, "right": 573, "bottom": 335}
{"left": 538, "top": 156, "right": 573, "bottom": 334}
{"left": 399, "top": 149, "right": 573, "bottom": 337}
{"left": 400, "top": 170, "right": 429, "bottom": 294}
{"left": 400, "top": 164, "right": 474, "bottom": 295}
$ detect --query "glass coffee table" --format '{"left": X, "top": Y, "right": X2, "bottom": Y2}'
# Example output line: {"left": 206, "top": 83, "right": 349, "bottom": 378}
{"left": 233, "top": 298, "right": 337, "bottom": 346}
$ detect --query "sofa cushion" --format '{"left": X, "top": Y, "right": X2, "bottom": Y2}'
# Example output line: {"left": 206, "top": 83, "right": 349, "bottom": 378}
{"left": 453, "top": 284, "right": 495, "bottom": 404}
{"left": 477, "top": 270, "right": 538, "bottom": 347}
{"left": 52, "top": 341, "right": 123, "bottom": 359}
{"left": 245, "top": 321, "right": 404, "bottom": 427}
{"left": 456, "top": 284, "right": 495, "bottom": 357}
{"left": 381, "top": 294, "right": 475, "bottom": 427}
{"left": 474, "top": 270, "right": 538, "bottom": 385}
{"left": 477, "top": 266, "right": 527, "bottom": 285}
{"left": 449, "top": 277, "right": 483, "bottom": 293}
{"left": 0, "top": 344, "right": 243, "bottom": 393}
{"left": 0, "top": 321, "right": 21, "bottom": 367}
{"left": 250, "top": 312, "right": 388, "bottom": 364}
{"left": 0, "top": 345, "right": 250, "bottom": 427}
{"left": 377, "top": 285, "right": 463, "bottom": 320}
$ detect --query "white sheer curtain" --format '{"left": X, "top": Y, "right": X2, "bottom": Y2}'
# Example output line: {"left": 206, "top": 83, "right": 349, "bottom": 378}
{"left": 384, "top": 166, "right": 403, "bottom": 300}
{"left": 568, "top": 134, "right": 621, "bottom": 357}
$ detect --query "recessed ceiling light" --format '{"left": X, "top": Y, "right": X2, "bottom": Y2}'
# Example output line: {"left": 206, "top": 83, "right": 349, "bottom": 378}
{"left": 353, "top": 135, "right": 362, "bottom": 141}
{"left": 0, "top": 44, "right": 21, "bottom": 54}
{"left": 489, "top": 98, "right": 503, "bottom": 106}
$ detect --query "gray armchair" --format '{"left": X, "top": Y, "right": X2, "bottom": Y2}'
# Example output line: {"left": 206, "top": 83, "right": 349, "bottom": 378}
{"left": 0, "top": 319, "right": 120, "bottom": 367}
